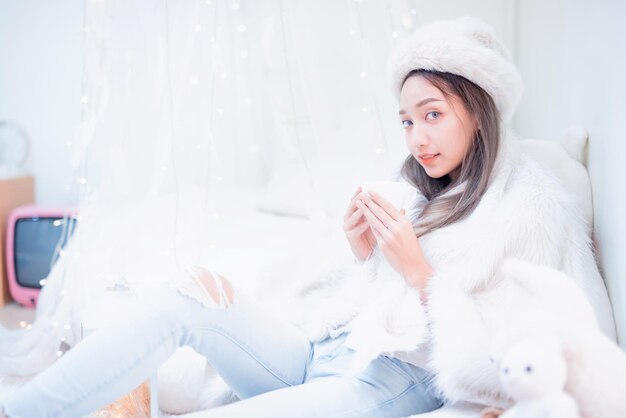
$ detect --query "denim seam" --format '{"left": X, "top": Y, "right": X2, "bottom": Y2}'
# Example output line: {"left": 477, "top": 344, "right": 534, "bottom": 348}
{"left": 49, "top": 327, "right": 178, "bottom": 418}
{"left": 192, "top": 324, "right": 301, "bottom": 388}
{"left": 328, "top": 381, "right": 425, "bottom": 418}
{"left": 303, "top": 340, "right": 315, "bottom": 382}
{"left": 378, "top": 355, "right": 416, "bottom": 384}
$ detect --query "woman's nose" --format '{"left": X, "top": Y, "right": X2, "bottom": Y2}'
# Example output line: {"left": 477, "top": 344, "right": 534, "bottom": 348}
{"left": 408, "top": 127, "right": 429, "bottom": 148}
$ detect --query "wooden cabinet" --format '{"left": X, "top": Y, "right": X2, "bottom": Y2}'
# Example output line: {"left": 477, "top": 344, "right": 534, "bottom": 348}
{"left": 0, "top": 176, "right": 35, "bottom": 307}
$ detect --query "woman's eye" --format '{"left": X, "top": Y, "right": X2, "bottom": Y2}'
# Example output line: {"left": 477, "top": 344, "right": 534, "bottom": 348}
{"left": 426, "top": 111, "right": 440, "bottom": 120}
{"left": 401, "top": 120, "right": 413, "bottom": 129}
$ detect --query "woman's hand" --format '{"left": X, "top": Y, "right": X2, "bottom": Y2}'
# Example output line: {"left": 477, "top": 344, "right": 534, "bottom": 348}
{"left": 343, "top": 186, "right": 377, "bottom": 263}
{"left": 356, "top": 190, "right": 432, "bottom": 291}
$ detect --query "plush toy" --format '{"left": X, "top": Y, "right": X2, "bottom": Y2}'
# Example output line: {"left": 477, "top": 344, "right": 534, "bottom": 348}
{"left": 484, "top": 308, "right": 626, "bottom": 418}
{"left": 476, "top": 258, "right": 626, "bottom": 418}
{"left": 496, "top": 336, "right": 581, "bottom": 418}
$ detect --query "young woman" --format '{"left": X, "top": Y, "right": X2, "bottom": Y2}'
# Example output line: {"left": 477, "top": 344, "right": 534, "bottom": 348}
{"left": 0, "top": 16, "right": 615, "bottom": 418}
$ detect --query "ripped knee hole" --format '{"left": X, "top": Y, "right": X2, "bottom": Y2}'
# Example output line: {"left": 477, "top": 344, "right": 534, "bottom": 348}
{"left": 192, "top": 267, "right": 234, "bottom": 307}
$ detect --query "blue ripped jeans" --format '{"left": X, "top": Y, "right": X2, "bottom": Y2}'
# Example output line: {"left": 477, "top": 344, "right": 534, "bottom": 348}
{"left": 0, "top": 270, "right": 443, "bottom": 418}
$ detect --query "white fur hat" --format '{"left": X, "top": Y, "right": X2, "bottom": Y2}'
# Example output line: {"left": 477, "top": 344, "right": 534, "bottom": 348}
{"left": 387, "top": 16, "right": 523, "bottom": 122}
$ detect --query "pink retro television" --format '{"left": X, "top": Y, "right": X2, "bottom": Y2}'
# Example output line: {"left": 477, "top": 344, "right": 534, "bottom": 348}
{"left": 5, "top": 205, "right": 77, "bottom": 308}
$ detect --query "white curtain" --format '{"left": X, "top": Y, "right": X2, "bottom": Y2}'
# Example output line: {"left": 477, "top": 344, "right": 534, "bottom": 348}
{"left": 74, "top": 0, "right": 419, "bottom": 212}
{"left": 0, "top": 0, "right": 414, "bottom": 378}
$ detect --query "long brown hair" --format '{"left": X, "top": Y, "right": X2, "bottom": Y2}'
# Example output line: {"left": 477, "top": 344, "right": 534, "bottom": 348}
{"left": 400, "top": 69, "right": 501, "bottom": 238}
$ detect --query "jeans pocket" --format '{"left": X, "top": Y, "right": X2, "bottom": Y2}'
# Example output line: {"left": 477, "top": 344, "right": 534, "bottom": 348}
{"left": 379, "top": 355, "right": 417, "bottom": 384}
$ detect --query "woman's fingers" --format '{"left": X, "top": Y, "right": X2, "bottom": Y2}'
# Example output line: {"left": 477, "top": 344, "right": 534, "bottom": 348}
{"left": 362, "top": 199, "right": 395, "bottom": 230}
{"left": 344, "top": 207, "right": 367, "bottom": 231}
{"left": 348, "top": 220, "right": 370, "bottom": 236}
{"left": 344, "top": 186, "right": 363, "bottom": 221}
{"left": 368, "top": 190, "right": 404, "bottom": 223}
{"left": 357, "top": 200, "right": 392, "bottom": 240}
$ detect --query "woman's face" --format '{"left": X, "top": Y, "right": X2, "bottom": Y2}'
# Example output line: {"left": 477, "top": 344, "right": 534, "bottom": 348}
{"left": 399, "top": 75, "right": 476, "bottom": 181}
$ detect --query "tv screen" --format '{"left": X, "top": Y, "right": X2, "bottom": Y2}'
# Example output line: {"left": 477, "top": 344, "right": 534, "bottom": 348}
{"left": 14, "top": 216, "right": 77, "bottom": 289}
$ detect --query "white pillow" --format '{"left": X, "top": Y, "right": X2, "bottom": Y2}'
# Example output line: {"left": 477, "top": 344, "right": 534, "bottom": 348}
{"left": 513, "top": 125, "right": 593, "bottom": 237}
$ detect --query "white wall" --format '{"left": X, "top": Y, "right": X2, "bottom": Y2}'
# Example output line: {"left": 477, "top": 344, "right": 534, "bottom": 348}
{"left": 514, "top": 0, "right": 626, "bottom": 347}
{"left": 0, "top": 0, "right": 82, "bottom": 205}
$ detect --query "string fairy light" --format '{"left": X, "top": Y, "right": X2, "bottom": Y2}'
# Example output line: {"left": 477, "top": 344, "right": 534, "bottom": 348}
{"left": 347, "top": 0, "right": 390, "bottom": 158}
{"left": 230, "top": 0, "right": 268, "bottom": 173}
{"left": 163, "top": 0, "right": 183, "bottom": 273}
{"left": 277, "top": 0, "right": 324, "bottom": 200}
{"left": 386, "top": 0, "right": 418, "bottom": 46}
{"left": 44, "top": 0, "right": 101, "bottom": 350}
{"left": 385, "top": 1, "right": 398, "bottom": 47}
{"left": 198, "top": 0, "right": 220, "bottom": 218}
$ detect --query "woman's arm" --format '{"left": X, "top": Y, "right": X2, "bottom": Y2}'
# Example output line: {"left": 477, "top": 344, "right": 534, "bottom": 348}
{"left": 404, "top": 262, "right": 433, "bottom": 302}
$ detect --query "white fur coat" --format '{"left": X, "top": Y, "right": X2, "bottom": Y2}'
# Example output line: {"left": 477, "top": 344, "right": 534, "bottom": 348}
{"left": 157, "top": 135, "right": 617, "bottom": 414}
{"left": 404, "top": 136, "right": 617, "bottom": 407}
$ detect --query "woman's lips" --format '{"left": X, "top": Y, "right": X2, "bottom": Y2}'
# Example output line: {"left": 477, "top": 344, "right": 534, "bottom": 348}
{"left": 419, "top": 153, "right": 439, "bottom": 164}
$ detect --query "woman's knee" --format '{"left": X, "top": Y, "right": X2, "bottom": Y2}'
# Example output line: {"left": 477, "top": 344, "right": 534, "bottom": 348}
{"left": 186, "top": 266, "right": 235, "bottom": 308}
{"left": 128, "top": 266, "right": 236, "bottom": 332}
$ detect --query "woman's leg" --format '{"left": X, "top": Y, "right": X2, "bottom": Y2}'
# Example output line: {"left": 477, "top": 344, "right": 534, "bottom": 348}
{"left": 0, "top": 268, "right": 312, "bottom": 418}
{"left": 178, "top": 352, "right": 443, "bottom": 418}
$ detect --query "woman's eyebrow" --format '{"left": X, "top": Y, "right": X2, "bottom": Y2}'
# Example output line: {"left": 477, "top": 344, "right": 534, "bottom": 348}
{"left": 398, "top": 98, "right": 442, "bottom": 115}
